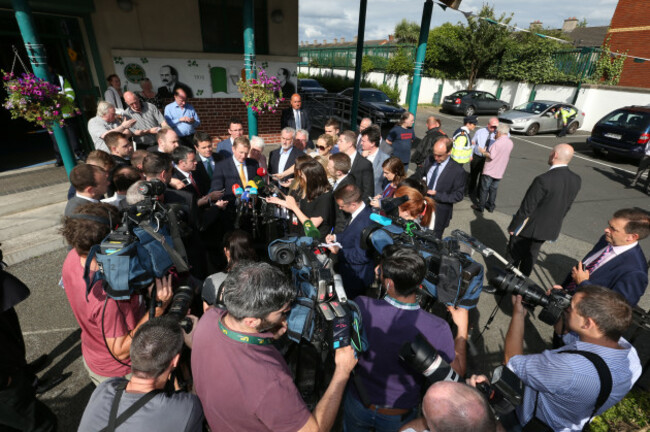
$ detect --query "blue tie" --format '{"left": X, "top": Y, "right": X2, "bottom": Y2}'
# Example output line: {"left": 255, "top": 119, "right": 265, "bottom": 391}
{"left": 427, "top": 163, "right": 440, "bottom": 190}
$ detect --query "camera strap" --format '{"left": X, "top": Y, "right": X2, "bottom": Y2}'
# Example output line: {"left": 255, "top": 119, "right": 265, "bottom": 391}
{"left": 218, "top": 317, "right": 274, "bottom": 345}
{"left": 525, "top": 350, "right": 612, "bottom": 432}
{"left": 138, "top": 221, "right": 189, "bottom": 273}
{"left": 100, "top": 380, "right": 162, "bottom": 432}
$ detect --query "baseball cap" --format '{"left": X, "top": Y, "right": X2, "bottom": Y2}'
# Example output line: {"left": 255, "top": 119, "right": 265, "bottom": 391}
{"left": 463, "top": 115, "right": 478, "bottom": 125}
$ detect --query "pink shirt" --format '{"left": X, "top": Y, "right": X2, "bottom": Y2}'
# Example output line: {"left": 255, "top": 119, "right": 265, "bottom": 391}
{"left": 483, "top": 136, "right": 514, "bottom": 179}
{"left": 62, "top": 249, "right": 145, "bottom": 377}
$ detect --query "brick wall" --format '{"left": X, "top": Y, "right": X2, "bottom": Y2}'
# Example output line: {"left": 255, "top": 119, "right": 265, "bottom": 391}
{"left": 606, "top": 0, "right": 650, "bottom": 89}
{"left": 182, "top": 98, "right": 289, "bottom": 145}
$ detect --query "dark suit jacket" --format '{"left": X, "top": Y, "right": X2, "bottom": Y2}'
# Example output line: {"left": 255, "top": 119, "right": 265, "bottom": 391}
{"left": 162, "top": 188, "right": 205, "bottom": 277}
{"left": 349, "top": 153, "right": 374, "bottom": 202}
{"left": 111, "top": 154, "right": 130, "bottom": 167}
{"left": 562, "top": 236, "right": 648, "bottom": 306}
{"left": 369, "top": 149, "right": 390, "bottom": 196}
{"left": 508, "top": 166, "right": 581, "bottom": 241}
{"left": 332, "top": 173, "right": 357, "bottom": 234}
{"left": 335, "top": 205, "right": 375, "bottom": 298}
{"left": 412, "top": 156, "right": 466, "bottom": 237}
{"left": 194, "top": 154, "right": 222, "bottom": 196}
{"left": 281, "top": 108, "right": 311, "bottom": 132}
{"left": 215, "top": 138, "right": 233, "bottom": 158}
{"left": 64, "top": 196, "right": 95, "bottom": 217}
{"left": 268, "top": 147, "right": 305, "bottom": 176}
{"left": 172, "top": 168, "right": 201, "bottom": 197}
{"left": 209, "top": 156, "right": 259, "bottom": 207}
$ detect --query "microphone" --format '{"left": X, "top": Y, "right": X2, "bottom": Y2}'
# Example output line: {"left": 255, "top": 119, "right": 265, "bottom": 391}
{"left": 369, "top": 213, "right": 393, "bottom": 227}
{"left": 303, "top": 219, "right": 321, "bottom": 239}
{"left": 257, "top": 167, "right": 267, "bottom": 177}
{"left": 232, "top": 184, "right": 243, "bottom": 197}
{"left": 246, "top": 180, "right": 258, "bottom": 190}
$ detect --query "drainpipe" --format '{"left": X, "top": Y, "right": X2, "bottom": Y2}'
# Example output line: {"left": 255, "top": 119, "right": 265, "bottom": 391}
{"left": 243, "top": 0, "right": 258, "bottom": 136}
{"left": 408, "top": 0, "right": 433, "bottom": 118}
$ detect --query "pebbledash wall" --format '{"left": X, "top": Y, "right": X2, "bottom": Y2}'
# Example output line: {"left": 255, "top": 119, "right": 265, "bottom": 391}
{"left": 300, "top": 66, "right": 650, "bottom": 131}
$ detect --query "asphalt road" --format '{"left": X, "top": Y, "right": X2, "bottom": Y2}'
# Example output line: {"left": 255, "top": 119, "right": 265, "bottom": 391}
{"left": 7, "top": 107, "right": 650, "bottom": 429}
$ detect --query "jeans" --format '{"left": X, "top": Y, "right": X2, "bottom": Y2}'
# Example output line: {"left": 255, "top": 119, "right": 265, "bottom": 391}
{"left": 343, "top": 391, "right": 417, "bottom": 432}
{"left": 478, "top": 175, "right": 500, "bottom": 211}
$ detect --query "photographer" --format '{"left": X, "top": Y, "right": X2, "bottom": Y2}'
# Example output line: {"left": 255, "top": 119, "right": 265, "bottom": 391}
{"left": 61, "top": 202, "right": 173, "bottom": 385}
{"left": 343, "top": 247, "right": 455, "bottom": 432}
{"left": 501, "top": 285, "right": 641, "bottom": 431}
{"left": 78, "top": 316, "right": 203, "bottom": 431}
{"left": 191, "top": 262, "right": 357, "bottom": 432}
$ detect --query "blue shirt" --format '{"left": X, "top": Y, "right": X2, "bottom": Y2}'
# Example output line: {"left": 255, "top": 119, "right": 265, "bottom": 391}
{"left": 164, "top": 102, "right": 201, "bottom": 137}
{"left": 508, "top": 332, "right": 641, "bottom": 431}
{"left": 386, "top": 125, "right": 414, "bottom": 165}
{"left": 425, "top": 157, "right": 450, "bottom": 191}
{"left": 471, "top": 127, "right": 496, "bottom": 156}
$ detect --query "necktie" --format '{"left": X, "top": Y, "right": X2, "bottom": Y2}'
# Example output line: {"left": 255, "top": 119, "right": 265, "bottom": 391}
{"left": 238, "top": 162, "right": 246, "bottom": 185}
{"left": 189, "top": 173, "right": 200, "bottom": 195}
{"left": 427, "top": 163, "right": 440, "bottom": 190}
{"left": 565, "top": 245, "right": 613, "bottom": 292}
{"left": 205, "top": 160, "right": 213, "bottom": 177}
{"left": 295, "top": 110, "right": 301, "bottom": 130}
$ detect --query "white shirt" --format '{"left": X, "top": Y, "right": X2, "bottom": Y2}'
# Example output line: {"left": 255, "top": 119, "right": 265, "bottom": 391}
{"left": 425, "top": 157, "right": 450, "bottom": 191}
{"left": 333, "top": 173, "right": 349, "bottom": 190}
{"left": 365, "top": 148, "right": 378, "bottom": 164}
{"left": 293, "top": 109, "right": 302, "bottom": 130}
{"left": 348, "top": 151, "right": 357, "bottom": 167}
{"left": 584, "top": 241, "right": 639, "bottom": 271}
{"left": 549, "top": 163, "right": 569, "bottom": 171}
{"left": 350, "top": 202, "right": 366, "bottom": 223}
{"left": 232, "top": 155, "right": 248, "bottom": 183}
{"left": 278, "top": 147, "right": 293, "bottom": 173}
{"left": 75, "top": 193, "right": 99, "bottom": 203}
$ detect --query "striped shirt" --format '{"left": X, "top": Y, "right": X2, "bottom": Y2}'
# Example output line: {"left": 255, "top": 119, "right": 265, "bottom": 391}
{"left": 507, "top": 333, "right": 641, "bottom": 431}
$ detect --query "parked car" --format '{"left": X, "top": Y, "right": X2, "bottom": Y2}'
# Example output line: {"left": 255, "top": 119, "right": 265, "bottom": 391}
{"left": 298, "top": 79, "right": 327, "bottom": 95}
{"left": 588, "top": 106, "right": 650, "bottom": 160}
{"left": 498, "top": 101, "right": 584, "bottom": 136}
{"left": 441, "top": 90, "right": 510, "bottom": 116}
{"left": 336, "top": 88, "right": 406, "bottom": 127}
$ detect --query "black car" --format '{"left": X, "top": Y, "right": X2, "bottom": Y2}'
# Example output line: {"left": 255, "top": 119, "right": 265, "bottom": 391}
{"left": 336, "top": 88, "right": 405, "bottom": 127}
{"left": 441, "top": 90, "right": 510, "bottom": 116}
{"left": 298, "top": 79, "right": 327, "bottom": 94}
{"left": 588, "top": 106, "right": 650, "bottom": 160}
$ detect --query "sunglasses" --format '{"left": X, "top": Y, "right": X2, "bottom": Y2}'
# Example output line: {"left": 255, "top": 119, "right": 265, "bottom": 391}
{"left": 317, "top": 146, "right": 328, "bottom": 151}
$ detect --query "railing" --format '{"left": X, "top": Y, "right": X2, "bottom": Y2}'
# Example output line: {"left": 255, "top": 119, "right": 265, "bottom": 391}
{"left": 298, "top": 44, "right": 416, "bottom": 70}
{"left": 552, "top": 47, "right": 601, "bottom": 79}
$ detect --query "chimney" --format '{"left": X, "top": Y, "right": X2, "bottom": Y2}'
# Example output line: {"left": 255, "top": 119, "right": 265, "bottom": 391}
{"left": 529, "top": 20, "right": 542, "bottom": 30}
{"left": 562, "top": 17, "right": 579, "bottom": 33}
{"left": 388, "top": 34, "right": 395, "bottom": 42}
{"left": 323, "top": 39, "right": 327, "bottom": 44}
{"left": 334, "top": 38, "right": 338, "bottom": 44}
{"left": 340, "top": 37, "right": 345, "bottom": 43}
{"left": 313, "top": 40, "right": 317, "bottom": 45}
{"left": 353, "top": 36, "right": 358, "bottom": 42}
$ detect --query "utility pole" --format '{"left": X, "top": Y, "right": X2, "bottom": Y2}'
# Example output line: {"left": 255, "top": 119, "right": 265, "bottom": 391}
{"left": 243, "top": 0, "right": 258, "bottom": 136}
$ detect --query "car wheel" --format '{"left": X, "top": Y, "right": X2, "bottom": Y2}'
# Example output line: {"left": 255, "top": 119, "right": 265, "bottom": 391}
{"left": 525, "top": 123, "right": 539, "bottom": 136}
{"left": 497, "top": 105, "right": 507, "bottom": 115}
{"left": 464, "top": 106, "right": 475, "bottom": 116}
{"left": 592, "top": 147, "right": 604, "bottom": 158}
{"left": 567, "top": 122, "right": 578, "bottom": 135}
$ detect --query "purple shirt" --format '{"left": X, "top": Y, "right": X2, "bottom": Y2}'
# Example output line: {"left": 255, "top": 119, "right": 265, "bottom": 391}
{"left": 483, "top": 135, "right": 514, "bottom": 179}
{"left": 352, "top": 296, "right": 455, "bottom": 409}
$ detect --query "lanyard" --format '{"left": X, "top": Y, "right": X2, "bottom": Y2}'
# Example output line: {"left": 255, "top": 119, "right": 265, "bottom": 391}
{"left": 218, "top": 317, "right": 274, "bottom": 345}
{"left": 384, "top": 295, "right": 420, "bottom": 310}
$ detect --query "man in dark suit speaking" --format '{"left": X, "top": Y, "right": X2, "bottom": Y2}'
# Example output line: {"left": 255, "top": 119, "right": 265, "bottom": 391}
{"left": 281, "top": 94, "right": 311, "bottom": 133}
{"left": 268, "top": 127, "right": 305, "bottom": 183}
{"left": 561, "top": 208, "right": 649, "bottom": 306}
{"left": 508, "top": 144, "right": 581, "bottom": 277}
{"left": 210, "top": 136, "right": 259, "bottom": 210}
{"left": 411, "top": 136, "right": 466, "bottom": 239}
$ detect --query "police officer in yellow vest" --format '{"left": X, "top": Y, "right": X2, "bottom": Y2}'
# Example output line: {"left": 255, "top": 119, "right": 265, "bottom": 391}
{"left": 450, "top": 115, "right": 477, "bottom": 165}
{"left": 555, "top": 105, "right": 577, "bottom": 138}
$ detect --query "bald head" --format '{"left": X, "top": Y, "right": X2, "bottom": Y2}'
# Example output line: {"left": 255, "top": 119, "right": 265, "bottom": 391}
{"left": 551, "top": 143, "right": 574, "bottom": 165}
{"left": 426, "top": 116, "right": 441, "bottom": 130}
{"left": 123, "top": 91, "right": 141, "bottom": 111}
{"left": 423, "top": 381, "right": 496, "bottom": 432}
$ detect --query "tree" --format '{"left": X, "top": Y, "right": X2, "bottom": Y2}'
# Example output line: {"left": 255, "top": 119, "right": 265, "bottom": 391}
{"left": 386, "top": 48, "right": 414, "bottom": 78}
{"left": 588, "top": 37, "right": 627, "bottom": 86}
{"left": 461, "top": 6, "right": 513, "bottom": 89}
{"left": 424, "top": 22, "right": 467, "bottom": 79}
{"left": 394, "top": 19, "right": 420, "bottom": 45}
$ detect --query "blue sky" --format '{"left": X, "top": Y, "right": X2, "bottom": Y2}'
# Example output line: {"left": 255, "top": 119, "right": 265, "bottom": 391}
{"left": 299, "top": 0, "right": 618, "bottom": 43}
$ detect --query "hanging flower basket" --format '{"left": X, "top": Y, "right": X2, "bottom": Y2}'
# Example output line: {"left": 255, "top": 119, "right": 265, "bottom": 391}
{"left": 2, "top": 71, "right": 80, "bottom": 132}
{"left": 237, "top": 68, "right": 284, "bottom": 114}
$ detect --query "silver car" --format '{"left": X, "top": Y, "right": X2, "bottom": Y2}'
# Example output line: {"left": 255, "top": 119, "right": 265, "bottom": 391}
{"left": 498, "top": 100, "right": 584, "bottom": 136}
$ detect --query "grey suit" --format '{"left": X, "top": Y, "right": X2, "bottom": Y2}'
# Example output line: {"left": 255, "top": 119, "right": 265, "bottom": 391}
{"left": 64, "top": 195, "right": 97, "bottom": 217}
{"left": 368, "top": 149, "right": 390, "bottom": 196}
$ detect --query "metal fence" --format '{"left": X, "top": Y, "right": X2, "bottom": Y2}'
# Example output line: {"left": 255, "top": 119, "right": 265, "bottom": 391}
{"left": 298, "top": 44, "right": 416, "bottom": 70}
{"left": 551, "top": 47, "right": 601, "bottom": 79}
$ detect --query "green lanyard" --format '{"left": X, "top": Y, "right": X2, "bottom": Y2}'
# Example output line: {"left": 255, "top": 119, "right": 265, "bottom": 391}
{"left": 218, "top": 317, "right": 274, "bottom": 345}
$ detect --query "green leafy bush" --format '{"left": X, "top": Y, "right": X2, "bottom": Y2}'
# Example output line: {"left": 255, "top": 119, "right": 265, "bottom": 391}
{"left": 588, "top": 389, "right": 650, "bottom": 432}
{"left": 297, "top": 73, "right": 402, "bottom": 103}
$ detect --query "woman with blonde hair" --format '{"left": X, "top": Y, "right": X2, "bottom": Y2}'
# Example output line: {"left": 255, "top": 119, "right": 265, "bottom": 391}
{"left": 394, "top": 185, "right": 435, "bottom": 229}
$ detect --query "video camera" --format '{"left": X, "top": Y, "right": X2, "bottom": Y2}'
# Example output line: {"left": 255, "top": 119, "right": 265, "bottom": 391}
{"left": 360, "top": 214, "right": 484, "bottom": 310}
{"left": 268, "top": 236, "right": 365, "bottom": 354}
{"left": 475, "top": 366, "right": 524, "bottom": 420}
{"left": 399, "top": 333, "right": 460, "bottom": 385}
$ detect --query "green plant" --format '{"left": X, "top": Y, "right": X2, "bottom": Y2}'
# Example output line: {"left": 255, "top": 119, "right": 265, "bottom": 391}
{"left": 588, "top": 38, "right": 627, "bottom": 86}
{"left": 2, "top": 71, "right": 80, "bottom": 132}
{"left": 386, "top": 48, "right": 414, "bottom": 78}
{"left": 377, "top": 83, "right": 400, "bottom": 103}
{"left": 588, "top": 389, "right": 650, "bottom": 431}
{"left": 236, "top": 68, "right": 284, "bottom": 114}
{"left": 361, "top": 57, "right": 375, "bottom": 78}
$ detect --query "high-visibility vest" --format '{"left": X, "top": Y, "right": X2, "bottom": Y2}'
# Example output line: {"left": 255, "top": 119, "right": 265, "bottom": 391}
{"left": 560, "top": 107, "right": 577, "bottom": 124}
{"left": 451, "top": 129, "right": 472, "bottom": 164}
{"left": 57, "top": 75, "right": 76, "bottom": 118}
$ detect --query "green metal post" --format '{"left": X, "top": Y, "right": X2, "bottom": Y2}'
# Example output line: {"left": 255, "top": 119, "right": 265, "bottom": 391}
{"left": 350, "top": 0, "right": 367, "bottom": 130}
{"left": 13, "top": 0, "right": 75, "bottom": 175}
{"left": 243, "top": 0, "right": 258, "bottom": 137}
{"left": 408, "top": 0, "right": 433, "bottom": 118}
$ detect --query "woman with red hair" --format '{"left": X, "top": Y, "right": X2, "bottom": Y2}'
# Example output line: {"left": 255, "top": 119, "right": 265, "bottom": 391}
{"left": 394, "top": 185, "right": 436, "bottom": 229}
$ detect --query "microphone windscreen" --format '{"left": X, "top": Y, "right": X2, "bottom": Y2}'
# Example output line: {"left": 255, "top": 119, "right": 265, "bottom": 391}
{"left": 257, "top": 167, "right": 267, "bottom": 177}
{"left": 369, "top": 212, "right": 392, "bottom": 227}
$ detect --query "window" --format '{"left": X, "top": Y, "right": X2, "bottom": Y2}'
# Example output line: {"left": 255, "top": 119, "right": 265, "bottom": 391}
{"left": 199, "top": 0, "right": 269, "bottom": 55}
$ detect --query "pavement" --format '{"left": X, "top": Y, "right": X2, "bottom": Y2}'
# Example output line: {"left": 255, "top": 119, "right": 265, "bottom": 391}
{"left": 2, "top": 107, "right": 650, "bottom": 429}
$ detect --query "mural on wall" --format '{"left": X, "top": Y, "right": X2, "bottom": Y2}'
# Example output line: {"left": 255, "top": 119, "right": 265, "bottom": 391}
{"left": 113, "top": 55, "right": 297, "bottom": 99}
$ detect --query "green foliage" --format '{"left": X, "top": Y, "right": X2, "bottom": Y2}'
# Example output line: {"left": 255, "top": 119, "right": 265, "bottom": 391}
{"left": 395, "top": 19, "right": 420, "bottom": 45}
{"left": 588, "top": 389, "right": 650, "bottom": 432}
{"left": 377, "top": 83, "right": 400, "bottom": 102}
{"left": 386, "top": 48, "right": 414, "bottom": 78}
{"left": 361, "top": 57, "right": 374, "bottom": 78}
{"left": 588, "top": 38, "right": 627, "bottom": 86}
{"left": 424, "top": 22, "right": 467, "bottom": 79}
{"left": 578, "top": 18, "right": 588, "bottom": 28}
{"left": 364, "top": 55, "right": 389, "bottom": 71}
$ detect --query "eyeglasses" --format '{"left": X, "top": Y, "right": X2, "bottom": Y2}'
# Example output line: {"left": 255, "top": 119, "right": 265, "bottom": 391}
{"left": 488, "top": 125, "right": 497, "bottom": 129}
{"left": 317, "top": 146, "right": 328, "bottom": 151}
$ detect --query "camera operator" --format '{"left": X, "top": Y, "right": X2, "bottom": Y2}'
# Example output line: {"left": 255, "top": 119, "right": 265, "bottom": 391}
{"left": 78, "top": 316, "right": 203, "bottom": 431}
{"left": 61, "top": 202, "right": 173, "bottom": 385}
{"left": 343, "top": 246, "right": 455, "bottom": 432}
{"left": 499, "top": 285, "right": 641, "bottom": 431}
{"left": 399, "top": 381, "right": 497, "bottom": 432}
{"left": 191, "top": 262, "right": 357, "bottom": 432}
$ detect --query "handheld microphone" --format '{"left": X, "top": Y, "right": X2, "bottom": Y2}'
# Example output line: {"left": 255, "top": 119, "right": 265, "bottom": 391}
{"left": 246, "top": 180, "right": 258, "bottom": 190}
{"left": 256, "top": 167, "right": 267, "bottom": 177}
{"left": 232, "top": 184, "right": 243, "bottom": 197}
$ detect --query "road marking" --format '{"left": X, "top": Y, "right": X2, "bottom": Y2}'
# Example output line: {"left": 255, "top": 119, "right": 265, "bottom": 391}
{"left": 23, "top": 327, "right": 78, "bottom": 335}
{"left": 432, "top": 111, "right": 636, "bottom": 175}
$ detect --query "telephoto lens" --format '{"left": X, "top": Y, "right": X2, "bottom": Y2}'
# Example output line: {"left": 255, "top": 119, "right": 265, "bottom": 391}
{"left": 399, "top": 333, "right": 460, "bottom": 385}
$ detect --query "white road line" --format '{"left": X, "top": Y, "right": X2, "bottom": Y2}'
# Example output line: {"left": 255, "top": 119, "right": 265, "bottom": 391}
{"left": 23, "top": 327, "right": 78, "bottom": 336}
{"left": 432, "top": 111, "right": 636, "bottom": 175}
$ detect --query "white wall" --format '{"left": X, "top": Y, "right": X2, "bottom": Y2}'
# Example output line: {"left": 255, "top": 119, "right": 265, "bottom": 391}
{"left": 299, "top": 66, "right": 650, "bottom": 131}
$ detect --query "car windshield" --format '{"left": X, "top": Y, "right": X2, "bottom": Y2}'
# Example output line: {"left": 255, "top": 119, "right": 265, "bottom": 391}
{"left": 361, "top": 91, "right": 390, "bottom": 103}
{"left": 601, "top": 110, "right": 650, "bottom": 132}
{"left": 514, "top": 102, "right": 551, "bottom": 114}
